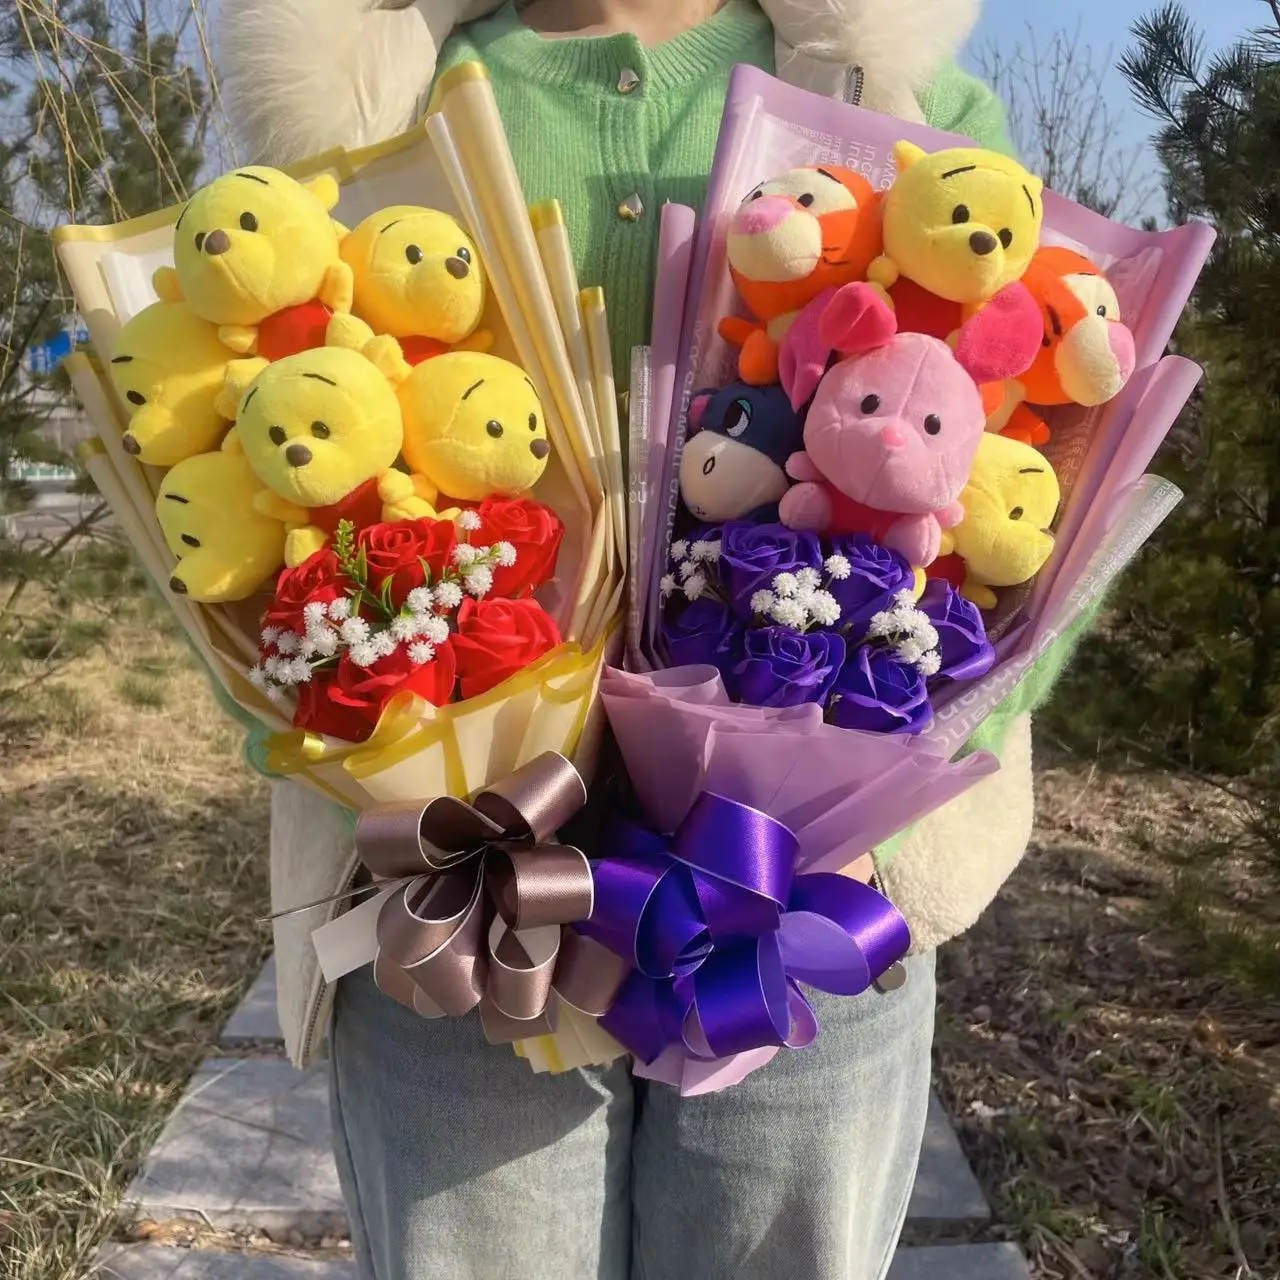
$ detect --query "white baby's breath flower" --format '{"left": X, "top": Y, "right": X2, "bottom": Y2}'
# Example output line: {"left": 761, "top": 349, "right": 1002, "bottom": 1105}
{"left": 796, "top": 567, "right": 822, "bottom": 591}
{"left": 749, "top": 590, "right": 776, "bottom": 615}
{"left": 263, "top": 655, "right": 282, "bottom": 678}
{"left": 265, "top": 684, "right": 287, "bottom": 704}
{"left": 312, "top": 629, "right": 339, "bottom": 658}
{"left": 340, "top": 616, "right": 371, "bottom": 645}
{"left": 690, "top": 540, "right": 720, "bottom": 563}
{"left": 456, "top": 509, "right": 483, "bottom": 532}
{"left": 682, "top": 572, "right": 708, "bottom": 601}
{"left": 302, "top": 601, "right": 328, "bottom": 626}
{"left": 372, "top": 630, "right": 398, "bottom": 658}
{"left": 808, "top": 591, "right": 842, "bottom": 627}
{"left": 894, "top": 589, "right": 917, "bottom": 609}
{"left": 824, "top": 554, "right": 852, "bottom": 581}
{"left": 867, "top": 610, "right": 896, "bottom": 639}
{"left": 670, "top": 539, "right": 689, "bottom": 561}
{"left": 660, "top": 573, "right": 677, "bottom": 598}
{"left": 433, "top": 581, "right": 464, "bottom": 610}
{"left": 327, "top": 596, "right": 352, "bottom": 621}
{"left": 273, "top": 662, "right": 297, "bottom": 687}
{"left": 274, "top": 630, "right": 300, "bottom": 656}
{"left": 678, "top": 560, "right": 697, "bottom": 581}
{"left": 260, "top": 625, "right": 281, "bottom": 648}
{"left": 896, "top": 638, "right": 924, "bottom": 665}
{"left": 408, "top": 641, "right": 436, "bottom": 665}
{"left": 406, "top": 586, "right": 434, "bottom": 614}
{"left": 288, "top": 657, "right": 313, "bottom": 684}
{"left": 913, "top": 622, "right": 940, "bottom": 652}
{"left": 416, "top": 615, "right": 451, "bottom": 645}
{"left": 772, "top": 572, "right": 798, "bottom": 598}
{"left": 391, "top": 615, "right": 418, "bottom": 643}
{"left": 494, "top": 541, "right": 517, "bottom": 567}
{"left": 452, "top": 544, "right": 482, "bottom": 568}
{"left": 703, "top": 539, "right": 722, "bottom": 562}
{"left": 917, "top": 651, "right": 942, "bottom": 678}
{"left": 348, "top": 641, "right": 379, "bottom": 668}
{"left": 770, "top": 598, "right": 807, "bottom": 629}
{"left": 299, "top": 637, "right": 318, "bottom": 659}
{"left": 247, "top": 665, "right": 267, "bottom": 689}
{"left": 464, "top": 565, "right": 494, "bottom": 598}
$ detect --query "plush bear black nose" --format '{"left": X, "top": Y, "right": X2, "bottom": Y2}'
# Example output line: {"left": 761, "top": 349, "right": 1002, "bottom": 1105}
{"left": 169, "top": 576, "right": 188, "bottom": 595}
{"left": 968, "top": 230, "right": 998, "bottom": 257}
{"left": 204, "top": 229, "right": 231, "bottom": 255}
{"left": 530, "top": 439, "right": 550, "bottom": 460}
{"left": 285, "top": 443, "right": 313, "bottom": 467}
{"left": 121, "top": 434, "right": 141, "bottom": 456}
{"left": 445, "top": 256, "right": 470, "bottom": 279}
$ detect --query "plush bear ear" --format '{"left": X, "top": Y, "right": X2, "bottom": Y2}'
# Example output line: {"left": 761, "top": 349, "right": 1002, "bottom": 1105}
{"left": 361, "top": 333, "right": 413, "bottom": 387}
{"left": 893, "top": 141, "right": 928, "bottom": 173}
{"left": 218, "top": 358, "right": 269, "bottom": 420}
{"left": 304, "top": 173, "right": 342, "bottom": 213}
{"left": 152, "top": 266, "right": 183, "bottom": 305}
{"left": 954, "top": 282, "right": 1044, "bottom": 386}
{"left": 688, "top": 389, "right": 716, "bottom": 431}
{"left": 816, "top": 282, "right": 899, "bottom": 356}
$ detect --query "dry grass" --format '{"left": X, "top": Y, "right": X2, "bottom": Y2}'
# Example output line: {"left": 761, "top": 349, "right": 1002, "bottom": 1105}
{"left": 0, "top": 610, "right": 270, "bottom": 1280}
{"left": 934, "top": 755, "right": 1280, "bottom": 1280}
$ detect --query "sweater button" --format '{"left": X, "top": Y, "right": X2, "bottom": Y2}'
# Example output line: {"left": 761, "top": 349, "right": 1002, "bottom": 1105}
{"left": 618, "top": 193, "right": 644, "bottom": 222}
{"left": 617, "top": 67, "right": 641, "bottom": 94}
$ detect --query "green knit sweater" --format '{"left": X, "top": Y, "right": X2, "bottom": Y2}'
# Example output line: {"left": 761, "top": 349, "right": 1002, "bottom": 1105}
{"left": 218, "top": 0, "right": 1084, "bottom": 774}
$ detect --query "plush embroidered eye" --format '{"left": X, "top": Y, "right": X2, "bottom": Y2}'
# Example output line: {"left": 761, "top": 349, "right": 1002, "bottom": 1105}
{"left": 240, "top": 212, "right": 259, "bottom": 232}
{"left": 457, "top": 246, "right": 472, "bottom": 263}
{"left": 181, "top": 533, "right": 201, "bottom": 548}
{"left": 487, "top": 420, "right": 504, "bottom": 438}
{"left": 924, "top": 414, "right": 942, "bottom": 436}
{"left": 126, "top": 390, "right": 146, "bottom": 406}
{"left": 998, "top": 228, "right": 1013, "bottom": 249}
{"left": 311, "top": 421, "right": 331, "bottom": 439}
{"left": 194, "top": 231, "right": 206, "bottom": 251}
{"left": 1009, "top": 506, "right": 1025, "bottom": 521}
{"left": 269, "top": 426, "right": 287, "bottom": 446}
{"left": 723, "top": 399, "right": 752, "bottom": 438}
{"left": 952, "top": 205, "right": 970, "bottom": 225}
{"left": 860, "top": 394, "right": 881, "bottom": 414}
{"left": 748, "top": 189, "right": 763, "bottom": 201}
{"left": 405, "top": 244, "right": 424, "bottom": 265}
{"left": 528, "top": 413, "right": 538, "bottom": 431}
{"left": 797, "top": 193, "right": 815, "bottom": 207}
{"left": 1097, "top": 305, "right": 1108, "bottom": 317}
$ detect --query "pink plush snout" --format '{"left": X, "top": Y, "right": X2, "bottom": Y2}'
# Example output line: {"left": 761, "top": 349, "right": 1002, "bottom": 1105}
{"left": 1110, "top": 323, "right": 1137, "bottom": 382}
{"left": 880, "top": 425, "right": 908, "bottom": 450}
{"left": 733, "top": 195, "right": 795, "bottom": 236}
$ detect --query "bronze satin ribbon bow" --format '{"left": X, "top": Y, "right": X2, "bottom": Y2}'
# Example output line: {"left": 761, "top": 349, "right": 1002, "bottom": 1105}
{"left": 356, "top": 752, "right": 628, "bottom": 1044}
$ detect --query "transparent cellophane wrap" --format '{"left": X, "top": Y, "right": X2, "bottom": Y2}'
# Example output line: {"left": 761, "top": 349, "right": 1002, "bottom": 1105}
{"left": 54, "top": 64, "right": 627, "bottom": 1071}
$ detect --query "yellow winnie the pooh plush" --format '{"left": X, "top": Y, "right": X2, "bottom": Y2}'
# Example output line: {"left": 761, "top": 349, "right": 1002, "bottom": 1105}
{"left": 329, "top": 205, "right": 492, "bottom": 364}
{"left": 363, "top": 340, "right": 551, "bottom": 505}
{"left": 153, "top": 166, "right": 353, "bottom": 359}
{"left": 109, "top": 300, "right": 236, "bottom": 466}
{"left": 869, "top": 142, "right": 1045, "bottom": 306}
{"left": 156, "top": 451, "right": 286, "bottom": 602}
{"left": 220, "top": 344, "right": 434, "bottom": 568}
{"left": 939, "top": 433, "right": 1061, "bottom": 609}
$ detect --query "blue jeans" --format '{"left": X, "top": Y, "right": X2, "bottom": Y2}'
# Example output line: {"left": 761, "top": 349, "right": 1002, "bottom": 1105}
{"left": 329, "top": 949, "right": 936, "bottom": 1280}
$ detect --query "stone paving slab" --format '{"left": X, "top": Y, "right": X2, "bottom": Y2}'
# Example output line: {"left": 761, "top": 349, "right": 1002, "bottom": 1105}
{"left": 123, "top": 1059, "right": 345, "bottom": 1237}
{"left": 96, "top": 1248, "right": 355, "bottom": 1279}
{"left": 906, "top": 1093, "right": 990, "bottom": 1223}
{"left": 888, "top": 1242, "right": 1033, "bottom": 1279}
{"left": 220, "top": 956, "right": 283, "bottom": 1046}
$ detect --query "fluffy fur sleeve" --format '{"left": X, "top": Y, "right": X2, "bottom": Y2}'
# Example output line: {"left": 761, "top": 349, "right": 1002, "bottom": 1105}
{"left": 215, "top": 0, "right": 502, "bottom": 165}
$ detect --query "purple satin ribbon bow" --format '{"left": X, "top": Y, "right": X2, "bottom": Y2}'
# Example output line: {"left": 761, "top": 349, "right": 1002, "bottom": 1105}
{"left": 580, "top": 792, "right": 911, "bottom": 1065}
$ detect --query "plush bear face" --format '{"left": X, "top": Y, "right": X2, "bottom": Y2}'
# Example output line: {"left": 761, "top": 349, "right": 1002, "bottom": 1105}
{"left": 233, "top": 346, "right": 403, "bottom": 508}
{"left": 342, "top": 206, "right": 485, "bottom": 343}
{"left": 171, "top": 167, "right": 342, "bottom": 327}
{"left": 109, "top": 301, "right": 234, "bottom": 466}
{"left": 804, "top": 332, "right": 987, "bottom": 516}
{"left": 399, "top": 352, "right": 549, "bottom": 503}
{"left": 952, "top": 434, "right": 1060, "bottom": 588}
{"left": 1017, "top": 247, "right": 1136, "bottom": 408}
{"left": 156, "top": 451, "right": 285, "bottom": 602}
{"left": 726, "top": 165, "right": 881, "bottom": 323}
{"left": 885, "top": 143, "right": 1044, "bottom": 305}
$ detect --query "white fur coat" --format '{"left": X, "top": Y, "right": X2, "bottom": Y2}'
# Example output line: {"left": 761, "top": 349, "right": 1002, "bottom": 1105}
{"left": 214, "top": 0, "right": 1035, "bottom": 1068}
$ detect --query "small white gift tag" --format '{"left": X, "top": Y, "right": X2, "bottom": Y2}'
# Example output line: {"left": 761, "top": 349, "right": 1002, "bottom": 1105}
{"left": 311, "top": 887, "right": 397, "bottom": 984}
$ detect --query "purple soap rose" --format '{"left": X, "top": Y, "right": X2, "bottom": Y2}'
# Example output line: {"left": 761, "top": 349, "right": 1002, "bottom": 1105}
{"left": 918, "top": 580, "right": 996, "bottom": 681}
{"left": 729, "top": 626, "right": 846, "bottom": 709}
{"left": 829, "top": 646, "right": 933, "bottom": 735}
{"left": 719, "top": 523, "right": 824, "bottom": 619}
{"left": 825, "top": 534, "right": 916, "bottom": 637}
{"left": 660, "top": 598, "right": 745, "bottom": 683}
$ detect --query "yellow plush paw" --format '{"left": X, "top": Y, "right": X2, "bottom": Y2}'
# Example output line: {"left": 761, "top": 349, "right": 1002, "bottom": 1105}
{"left": 284, "top": 525, "right": 329, "bottom": 568}
{"left": 325, "top": 312, "right": 377, "bottom": 352}
{"left": 218, "top": 324, "right": 259, "bottom": 355}
{"left": 961, "top": 580, "right": 999, "bottom": 611}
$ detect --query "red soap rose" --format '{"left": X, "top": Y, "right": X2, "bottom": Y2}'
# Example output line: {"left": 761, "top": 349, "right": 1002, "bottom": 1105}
{"left": 451, "top": 597, "right": 562, "bottom": 700}
{"left": 472, "top": 497, "right": 564, "bottom": 599}
{"left": 264, "top": 549, "right": 344, "bottom": 634}
{"left": 294, "top": 642, "right": 458, "bottom": 743}
{"left": 358, "top": 518, "right": 457, "bottom": 608}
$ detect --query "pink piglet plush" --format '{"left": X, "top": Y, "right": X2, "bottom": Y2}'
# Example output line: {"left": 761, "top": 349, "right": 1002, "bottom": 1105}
{"left": 777, "top": 281, "right": 1043, "bottom": 566}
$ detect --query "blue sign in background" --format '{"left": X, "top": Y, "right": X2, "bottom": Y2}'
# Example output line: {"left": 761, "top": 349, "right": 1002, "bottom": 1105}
{"left": 26, "top": 322, "right": 91, "bottom": 376}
